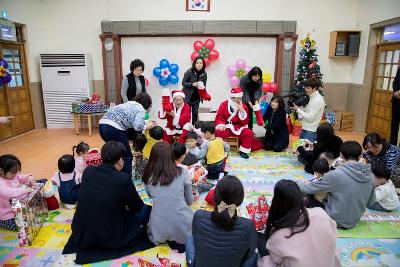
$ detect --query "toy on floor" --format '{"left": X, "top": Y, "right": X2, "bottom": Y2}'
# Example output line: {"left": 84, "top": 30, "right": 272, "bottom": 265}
{"left": 43, "top": 179, "right": 59, "bottom": 210}
{"left": 246, "top": 195, "right": 269, "bottom": 231}
{"left": 11, "top": 183, "right": 48, "bottom": 246}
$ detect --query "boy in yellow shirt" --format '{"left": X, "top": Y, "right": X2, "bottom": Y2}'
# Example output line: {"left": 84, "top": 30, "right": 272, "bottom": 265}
{"left": 143, "top": 123, "right": 164, "bottom": 160}
{"left": 188, "top": 122, "right": 229, "bottom": 179}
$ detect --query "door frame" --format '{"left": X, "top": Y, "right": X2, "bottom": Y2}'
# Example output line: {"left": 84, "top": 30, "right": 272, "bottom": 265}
{"left": 366, "top": 41, "right": 400, "bottom": 136}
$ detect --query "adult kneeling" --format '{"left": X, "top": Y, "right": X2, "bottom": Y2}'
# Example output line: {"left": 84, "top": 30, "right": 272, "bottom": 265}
{"left": 63, "top": 141, "right": 154, "bottom": 264}
{"left": 99, "top": 92, "right": 152, "bottom": 175}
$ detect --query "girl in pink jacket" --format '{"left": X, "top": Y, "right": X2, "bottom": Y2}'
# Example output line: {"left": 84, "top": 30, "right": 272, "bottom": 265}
{"left": 0, "top": 155, "right": 35, "bottom": 231}
{"left": 259, "top": 179, "right": 341, "bottom": 267}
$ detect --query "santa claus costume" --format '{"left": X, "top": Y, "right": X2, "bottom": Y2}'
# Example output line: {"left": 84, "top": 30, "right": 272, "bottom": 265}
{"left": 215, "top": 88, "right": 254, "bottom": 158}
{"left": 158, "top": 90, "right": 192, "bottom": 144}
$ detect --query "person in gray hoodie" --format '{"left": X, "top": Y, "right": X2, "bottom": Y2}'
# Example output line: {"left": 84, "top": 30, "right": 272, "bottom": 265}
{"left": 298, "top": 141, "right": 376, "bottom": 229}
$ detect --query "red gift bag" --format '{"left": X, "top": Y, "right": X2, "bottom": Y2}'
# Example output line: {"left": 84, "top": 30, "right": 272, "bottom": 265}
{"left": 85, "top": 148, "right": 102, "bottom": 167}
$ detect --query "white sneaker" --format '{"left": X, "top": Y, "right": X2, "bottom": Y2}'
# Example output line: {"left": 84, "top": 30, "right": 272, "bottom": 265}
{"left": 64, "top": 204, "right": 76, "bottom": 210}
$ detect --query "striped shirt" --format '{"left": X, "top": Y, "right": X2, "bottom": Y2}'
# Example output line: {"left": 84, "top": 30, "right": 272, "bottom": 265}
{"left": 364, "top": 144, "right": 400, "bottom": 175}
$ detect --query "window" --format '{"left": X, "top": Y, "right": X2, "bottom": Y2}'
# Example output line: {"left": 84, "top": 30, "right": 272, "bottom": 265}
{"left": 2, "top": 48, "right": 24, "bottom": 88}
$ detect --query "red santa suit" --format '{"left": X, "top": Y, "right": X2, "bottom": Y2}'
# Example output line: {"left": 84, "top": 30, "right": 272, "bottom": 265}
{"left": 158, "top": 90, "right": 191, "bottom": 144}
{"left": 215, "top": 88, "right": 254, "bottom": 154}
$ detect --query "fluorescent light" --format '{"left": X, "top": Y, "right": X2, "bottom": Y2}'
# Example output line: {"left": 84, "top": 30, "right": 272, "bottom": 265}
{"left": 384, "top": 31, "right": 396, "bottom": 35}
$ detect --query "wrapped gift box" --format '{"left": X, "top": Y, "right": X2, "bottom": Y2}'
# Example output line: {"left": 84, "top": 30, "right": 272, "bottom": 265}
{"left": 325, "top": 112, "right": 335, "bottom": 125}
{"left": 11, "top": 184, "right": 48, "bottom": 247}
{"left": 246, "top": 196, "right": 269, "bottom": 231}
{"left": 79, "top": 102, "right": 104, "bottom": 113}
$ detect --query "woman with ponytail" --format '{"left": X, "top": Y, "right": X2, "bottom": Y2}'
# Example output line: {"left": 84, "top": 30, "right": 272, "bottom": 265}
{"left": 259, "top": 179, "right": 340, "bottom": 267}
{"left": 186, "top": 175, "right": 257, "bottom": 267}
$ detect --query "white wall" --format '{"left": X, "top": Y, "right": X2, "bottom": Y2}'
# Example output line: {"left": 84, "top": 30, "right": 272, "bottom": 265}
{"left": 1, "top": 0, "right": 399, "bottom": 84}
{"left": 121, "top": 36, "right": 276, "bottom": 119}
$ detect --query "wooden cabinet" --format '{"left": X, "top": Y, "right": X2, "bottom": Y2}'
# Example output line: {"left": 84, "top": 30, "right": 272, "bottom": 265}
{"left": 329, "top": 31, "right": 361, "bottom": 58}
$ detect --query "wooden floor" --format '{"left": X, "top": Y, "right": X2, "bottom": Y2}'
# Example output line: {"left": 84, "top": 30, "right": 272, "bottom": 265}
{"left": 0, "top": 128, "right": 366, "bottom": 179}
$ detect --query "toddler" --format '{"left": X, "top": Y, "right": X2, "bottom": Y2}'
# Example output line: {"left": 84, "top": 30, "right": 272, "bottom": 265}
{"left": 72, "top": 141, "right": 90, "bottom": 174}
{"left": 143, "top": 121, "right": 164, "bottom": 160}
{"left": 306, "top": 159, "right": 330, "bottom": 208}
{"left": 51, "top": 154, "right": 82, "bottom": 209}
{"left": 0, "top": 154, "right": 35, "bottom": 231}
{"left": 368, "top": 163, "right": 399, "bottom": 212}
{"left": 132, "top": 133, "right": 148, "bottom": 180}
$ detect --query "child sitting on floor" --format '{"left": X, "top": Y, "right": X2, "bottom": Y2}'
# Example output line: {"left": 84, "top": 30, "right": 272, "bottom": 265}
{"left": 51, "top": 154, "right": 82, "bottom": 209}
{"left": 172, "top": 142, "right": 212, "bottom": 194}
{"left": 132, "top": 133, "right": 148, "bottom": 180}
{"left": 368, "top": 163, "right": 399, "bottom": 212}
{"left": 308, "top": 159, "right": 330, "bottom": 207}
{"left": 186, "top": 131, "right": 201, "bottom": 157}
{"left": 72, "top": 141, "right": 90, "bottom": 174}
{"left": 143, "top": 121, "right": 164, "bottom": 160}
{"left": 0, "top": 154, "right": 35, "bottom": 231}
{"left": 200, "top": 122, "right": 230, "bottom": 180}
{"left": 319, "top": 152, "right": 336, "bottom": 170}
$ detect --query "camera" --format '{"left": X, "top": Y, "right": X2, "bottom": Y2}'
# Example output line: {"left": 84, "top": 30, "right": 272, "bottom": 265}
{"left": 284, "top": 93, "right": 310, "bottom": 108}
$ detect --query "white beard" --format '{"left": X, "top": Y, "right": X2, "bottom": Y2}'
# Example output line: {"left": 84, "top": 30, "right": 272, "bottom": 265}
{"left": 228, "top": 99, "right": 238, "bottom": 113}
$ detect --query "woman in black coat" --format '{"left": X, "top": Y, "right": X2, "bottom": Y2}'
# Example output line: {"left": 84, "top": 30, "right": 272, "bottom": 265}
{"left": 297, "top": 122, "right": 343, "bottom": 174}
{"left": 63, "top": 141, "right": 154, "bottom": 264}
{"left": 182, "top": 57, "right": 207, "bottom": 123}
{"left": 240, "top": 67, "right": 263, "bottom": 129}
{"left": 263, "top": 96, "right": 289, "bottom": 152}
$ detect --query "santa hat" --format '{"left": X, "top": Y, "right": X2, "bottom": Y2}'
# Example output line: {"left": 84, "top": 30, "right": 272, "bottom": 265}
{"left": 230, "top": 87, "right": 243, "bottom": 98}
{"left": 172, "top": 90, "right": 185, "bottom": 100}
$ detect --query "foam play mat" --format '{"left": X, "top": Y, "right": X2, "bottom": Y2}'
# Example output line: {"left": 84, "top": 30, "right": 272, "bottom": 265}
{"left": 1, "top": 150, "right": 399, "bottom": 266}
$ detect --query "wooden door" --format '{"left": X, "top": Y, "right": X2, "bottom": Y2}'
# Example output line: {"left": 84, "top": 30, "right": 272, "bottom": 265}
{"left": 367, "top": 43, "right": 400, "bottom": 139}
{"left": 0, "top": 42, "right": 34, "bottom": 140}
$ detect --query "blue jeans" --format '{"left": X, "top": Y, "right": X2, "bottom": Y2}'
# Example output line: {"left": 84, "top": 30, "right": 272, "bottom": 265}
{"left": 207, "top": 160, "right": 225, "bottom": 180}
{"left": 185, "top": 236, "right": 258, "bottom": 267}
{"left": 99, "top": 124, "right": 133, "bottom": 175}
{"left": 300, "top": 129, "right": 317, "bottom": 143}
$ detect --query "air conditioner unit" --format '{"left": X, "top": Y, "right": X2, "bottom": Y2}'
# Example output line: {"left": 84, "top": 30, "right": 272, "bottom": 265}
{"left": 39, "top": 54, "right": 93, "bottom": 128}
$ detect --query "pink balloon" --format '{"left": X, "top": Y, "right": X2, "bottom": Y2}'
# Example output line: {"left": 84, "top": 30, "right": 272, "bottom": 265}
{"left": 270, "top": 82, "right": 278, "bottom": 93}
{"left": 227, "top": 65, "right": 237, "bottom": 77}
{"left": 235, "top": 58, "right": 246, "bottom": 69}
{"left": 145, "top": 78, "right": 149, "bottom": 87}
{"left": 262, "top": 83, "right": 271, "bottom": 93}
{"left": 209, "top": 50, "right": 219, "bottom": 60}
{"left": 245, "top": 66, "right": 252, "bottom": 73}
{"left": 229, "top": 76, "right": 240, "bottom": 87}
{"left": 204, "top": 39, "right": 215, "bottom": 50}
{"left": 191, "top": 51, "right": 200, "bottom": 61}
{"left": 193, "top": 40, "right": 204, "bottom": 51}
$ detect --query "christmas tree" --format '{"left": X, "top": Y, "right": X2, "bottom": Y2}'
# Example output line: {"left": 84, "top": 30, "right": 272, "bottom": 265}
{"left": 292, "top": 33, "right": 323, "bottom": 95}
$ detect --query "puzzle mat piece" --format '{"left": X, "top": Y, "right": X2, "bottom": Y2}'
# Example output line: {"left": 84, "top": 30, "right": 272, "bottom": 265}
{"left": 337, "top": 238, "right": 400, "bottom": 267}
{"left": 0, "top": 230, "right": 20, "bottom": 247}
{"left": 0, "top": 246, "right": 39, "bottom": 266}
{"left": 0, "top": 246, "right": 15, "bottom": 263}
{"left": 338, "top": 221, "right": 400, "bottom": 239}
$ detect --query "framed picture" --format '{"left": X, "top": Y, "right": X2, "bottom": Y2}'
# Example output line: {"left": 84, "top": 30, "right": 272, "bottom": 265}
{"left": 186, "top": 0, "right": 210, "bottom": 12}
{"left": 335, "top": 41, "right": 347, "bottom": 56}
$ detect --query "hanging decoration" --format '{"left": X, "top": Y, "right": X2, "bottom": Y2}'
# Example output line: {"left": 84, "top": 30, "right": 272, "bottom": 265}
{"left": 0, "top": 58, "right": 12, "bottom": 86}
{"left": 227, "top": 58, "right": 252, "bottom": 87}
{"left": 152, "top": 59, "right": 179, "bottom": 86}
{"left": 190, "top": 39, "right": 219, "bottom": 66}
